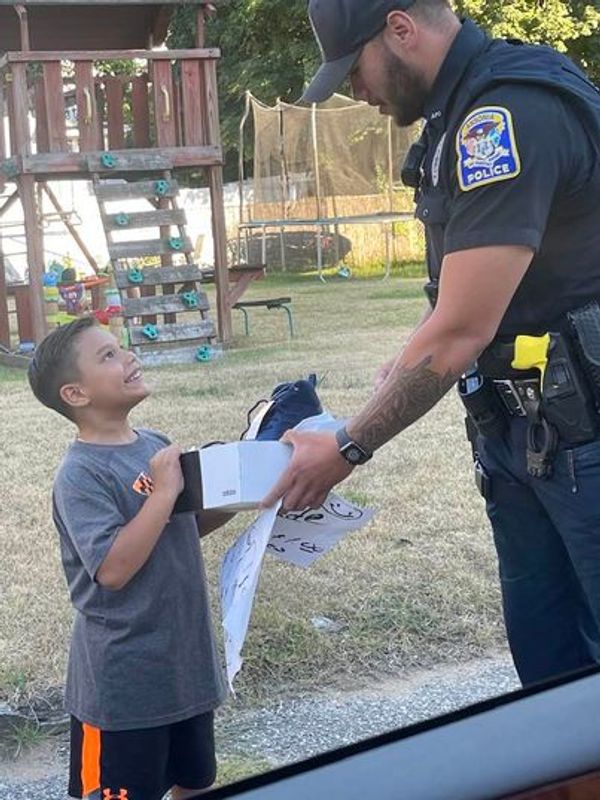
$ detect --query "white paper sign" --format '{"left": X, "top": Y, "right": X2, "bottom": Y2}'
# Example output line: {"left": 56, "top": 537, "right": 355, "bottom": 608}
{"left": 219, "top": 409, "right": 375, "bottom": 688}
{"left": 220, "top": 494, "right": 373, "bottom": 688}
{"left": 220, "top": 502, "right": 281, "bottom": 690}
{"left": 267, "top": 493, "right": 374, "bottom": 568}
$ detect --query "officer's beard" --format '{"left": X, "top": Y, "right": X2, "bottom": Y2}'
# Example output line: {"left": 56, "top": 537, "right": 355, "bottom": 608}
{"left": 382, "top": 40, "right": 429, "bottom": 127}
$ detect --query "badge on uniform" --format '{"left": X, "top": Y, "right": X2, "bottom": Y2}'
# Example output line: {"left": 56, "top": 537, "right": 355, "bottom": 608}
{"left": 456, "top": 106, "right": 521, "bottom": 192}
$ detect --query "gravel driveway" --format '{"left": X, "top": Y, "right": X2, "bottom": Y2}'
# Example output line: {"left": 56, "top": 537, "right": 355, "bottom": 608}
{"left": 0, "top": 654, "right": 519, "bottom": 800}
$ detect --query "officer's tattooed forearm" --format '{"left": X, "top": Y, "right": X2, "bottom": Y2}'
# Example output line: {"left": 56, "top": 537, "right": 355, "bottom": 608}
{"left": 348, "top": 355, "right": 459, "bottom": 454}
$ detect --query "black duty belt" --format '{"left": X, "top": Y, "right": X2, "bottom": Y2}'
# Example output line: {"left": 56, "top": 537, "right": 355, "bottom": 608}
{"left": 479, "top": 340, "right": 539, "bottom": 381}
{"left": 493, "top": 378, "right": 541, "bottom": 417}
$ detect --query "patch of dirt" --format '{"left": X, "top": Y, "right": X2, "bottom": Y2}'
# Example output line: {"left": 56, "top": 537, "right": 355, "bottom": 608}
{"left": 0, "top": 732, "right": 68, "bottom": 782}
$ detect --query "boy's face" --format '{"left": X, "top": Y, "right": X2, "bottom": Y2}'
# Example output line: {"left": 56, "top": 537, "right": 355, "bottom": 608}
{"left": 61, "top": 325, "right": 149, "bottom": 416}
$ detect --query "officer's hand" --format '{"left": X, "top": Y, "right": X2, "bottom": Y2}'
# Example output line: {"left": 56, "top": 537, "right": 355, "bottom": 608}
{"left": 261, "top": 430, "right": 354, "bottom": 512}
{"left": 374, "top": 357, "right": 396, "bottom": 392}
{"left": 150, "top": 445, "right": 184, "bottom": 501}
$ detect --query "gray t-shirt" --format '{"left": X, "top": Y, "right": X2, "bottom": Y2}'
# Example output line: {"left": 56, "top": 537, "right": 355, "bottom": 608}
{"left": 52, "top": 428, "right": 226, "bottom": 731}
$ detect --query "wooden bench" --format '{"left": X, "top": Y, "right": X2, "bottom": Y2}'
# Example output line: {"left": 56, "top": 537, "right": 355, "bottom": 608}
{"left": 233, "top": 296, "right": 294, "bottom": 337}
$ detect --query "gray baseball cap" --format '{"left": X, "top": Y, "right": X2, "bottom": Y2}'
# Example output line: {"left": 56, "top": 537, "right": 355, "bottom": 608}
{"left": 302, "top": 0, "right": 414, "bottom": 103}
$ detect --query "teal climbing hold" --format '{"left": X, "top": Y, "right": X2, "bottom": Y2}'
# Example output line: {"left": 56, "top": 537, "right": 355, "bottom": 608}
{"left": 168, "top": 237, "right": 184, "bottom": 252}
{"left": 154, "top": 179, "right": 169, "bottom": 197}
{"left": 127, "top": 268, "right": 144, "bottom": 285}
{"left": 181, "top": 290, "right": 199, "bottom": 309}
{"left": 115, "top": 213, "right": 130, "bottom": 228}
{"left": 1, "top": 159, "right": 18, "bottom": 179}
{"left": 101, "top": 152, "right": 117, "bottom": 169}
{"left": 195, "top": 345, "right": 212, "bottom": 362}
{"left": 142, "top": 324, "right": 159, "bottom": 341}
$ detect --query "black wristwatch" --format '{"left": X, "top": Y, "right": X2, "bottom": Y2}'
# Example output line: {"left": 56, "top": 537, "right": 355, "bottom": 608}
{"left": 335, "top": 426, "right": 373, "bottom": 466}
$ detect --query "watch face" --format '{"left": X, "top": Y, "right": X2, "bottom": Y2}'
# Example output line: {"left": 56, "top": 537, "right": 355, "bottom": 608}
{"left": 345, "top": 445, "right": 362, "bottom": 464}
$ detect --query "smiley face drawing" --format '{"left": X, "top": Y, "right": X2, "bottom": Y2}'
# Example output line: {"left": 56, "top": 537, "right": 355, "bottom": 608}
{"left": 323, "top": 498, "right": 363, "bottom": 520}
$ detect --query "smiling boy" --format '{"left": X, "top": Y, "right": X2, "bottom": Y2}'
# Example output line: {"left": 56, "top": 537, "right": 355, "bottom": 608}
{"left": 28, "top": 317, "right": 228, "bottom": 800}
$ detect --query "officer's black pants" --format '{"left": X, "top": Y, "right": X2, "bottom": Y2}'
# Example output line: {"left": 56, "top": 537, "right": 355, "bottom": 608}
{"left": 477, "top": 416, "right": 600, "bottom": 686}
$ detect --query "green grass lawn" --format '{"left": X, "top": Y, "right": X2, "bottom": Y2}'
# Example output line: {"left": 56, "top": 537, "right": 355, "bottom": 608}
{"left": 0, "top": 273, "right": 505, "bottom": 707}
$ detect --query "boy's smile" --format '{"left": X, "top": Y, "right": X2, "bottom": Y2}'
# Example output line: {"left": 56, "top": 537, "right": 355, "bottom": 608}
{"left": 125, "top": 366, "right": 143, "bottom": 385}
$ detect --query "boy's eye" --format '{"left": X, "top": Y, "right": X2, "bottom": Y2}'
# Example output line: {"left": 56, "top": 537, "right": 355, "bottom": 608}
{"left": 103, "top": 349, "right": 115, "bottom": 360}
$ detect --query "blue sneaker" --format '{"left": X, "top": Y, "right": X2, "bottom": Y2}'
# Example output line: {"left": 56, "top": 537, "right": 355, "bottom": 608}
{"left": 247, "top": 374, "right": 323, "bottom": 441}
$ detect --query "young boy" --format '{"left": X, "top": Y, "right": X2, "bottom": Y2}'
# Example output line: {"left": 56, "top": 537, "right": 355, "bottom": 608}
{"left": 28, "top": 316, "right": 229, "bottom": 800}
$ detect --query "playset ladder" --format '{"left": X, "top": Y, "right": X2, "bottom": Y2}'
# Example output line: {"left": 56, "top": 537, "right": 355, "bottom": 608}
{"left": 91, "top": 155, "right": 216, "bottom": 366}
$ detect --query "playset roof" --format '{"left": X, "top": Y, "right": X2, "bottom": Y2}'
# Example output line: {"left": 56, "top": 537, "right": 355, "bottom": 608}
{"left": 0, "top": 2, "right": 213, "bottom": 52}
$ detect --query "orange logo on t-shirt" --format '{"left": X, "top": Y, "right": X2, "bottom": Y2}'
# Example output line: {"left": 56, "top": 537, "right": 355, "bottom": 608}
{"left": 102, "top": 790, "right": 129, "bottom": 800}
{"left": 132, "top": 472, "right": 154, "bottom": 496}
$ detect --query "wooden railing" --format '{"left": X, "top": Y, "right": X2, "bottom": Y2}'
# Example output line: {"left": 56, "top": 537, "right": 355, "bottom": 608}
{"left": 0, "top": 48, "right": 222, "bottom": 166}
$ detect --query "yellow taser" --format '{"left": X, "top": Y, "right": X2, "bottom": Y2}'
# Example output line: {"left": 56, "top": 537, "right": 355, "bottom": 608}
{"left": 512, "top": 333, "right": 551, "bottom": 383}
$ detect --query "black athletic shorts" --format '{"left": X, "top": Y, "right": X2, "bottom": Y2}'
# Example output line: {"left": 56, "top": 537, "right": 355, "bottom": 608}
{"left": 68, "top": 712, "right": 216, "bottom": 800}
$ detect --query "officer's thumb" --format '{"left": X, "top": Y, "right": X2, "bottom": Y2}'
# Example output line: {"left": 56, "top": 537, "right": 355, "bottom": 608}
{"left": 280, "top": 429, "right": 298, "bottom": 448}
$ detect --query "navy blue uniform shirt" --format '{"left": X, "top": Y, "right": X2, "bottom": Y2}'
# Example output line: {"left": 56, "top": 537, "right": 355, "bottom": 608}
{"left": 417, "top": 20, "right": 600, "bottom": 338}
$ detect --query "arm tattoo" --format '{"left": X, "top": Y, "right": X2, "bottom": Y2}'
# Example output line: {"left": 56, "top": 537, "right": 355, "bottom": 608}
{"left": 348, "top": 355, "right": 459, "bottom": 454}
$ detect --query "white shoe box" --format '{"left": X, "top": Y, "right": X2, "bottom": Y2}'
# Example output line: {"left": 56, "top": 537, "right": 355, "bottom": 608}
{"left": 199, "top": 441, "right": 292, "bottom": 511}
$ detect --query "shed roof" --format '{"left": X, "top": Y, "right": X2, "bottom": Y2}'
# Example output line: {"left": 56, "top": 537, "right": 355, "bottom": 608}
{"left": 0, "top": 2, "right": 209, "bottom": 52}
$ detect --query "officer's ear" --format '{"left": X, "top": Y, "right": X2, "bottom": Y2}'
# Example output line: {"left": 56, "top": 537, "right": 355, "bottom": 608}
{"left": 385, "top": 10, "right": 418, "bottom": 50}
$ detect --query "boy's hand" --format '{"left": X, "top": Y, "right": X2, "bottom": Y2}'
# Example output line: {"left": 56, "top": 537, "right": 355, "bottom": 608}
{"left": 98, "top": 445, "right": 184, "bottom": 591}
{"left": 150, "top": 445, "right": 184, "bottom": 501}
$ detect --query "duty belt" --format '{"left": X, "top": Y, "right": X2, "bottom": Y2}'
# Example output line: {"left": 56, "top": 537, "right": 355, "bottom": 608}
{"left": 493, "top": 378, "right": 540, "bottom": 417}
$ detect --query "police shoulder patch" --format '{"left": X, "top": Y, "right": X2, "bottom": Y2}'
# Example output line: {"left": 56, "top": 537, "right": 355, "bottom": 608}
{"left": 456, "top": 106, "right": 521, "bottom": 192}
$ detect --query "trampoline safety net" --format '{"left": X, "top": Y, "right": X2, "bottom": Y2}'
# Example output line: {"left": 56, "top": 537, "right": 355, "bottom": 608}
{"left": 238, "top": 93, "right": 425, "bottom": 273}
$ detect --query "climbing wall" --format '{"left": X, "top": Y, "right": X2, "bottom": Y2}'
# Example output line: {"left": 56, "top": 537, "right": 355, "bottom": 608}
{"left": 90, "top": 152, "right": 216, "bottom": 365}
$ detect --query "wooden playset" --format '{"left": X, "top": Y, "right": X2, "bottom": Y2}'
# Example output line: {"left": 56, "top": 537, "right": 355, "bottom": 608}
{"left": 0, "top": 0, "right": 243, "bottom": 364}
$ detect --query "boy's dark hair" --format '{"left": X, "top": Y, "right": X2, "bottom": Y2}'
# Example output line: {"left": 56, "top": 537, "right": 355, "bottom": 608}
{"left": 28, "top": 316, "right": 97, "bottom": 420}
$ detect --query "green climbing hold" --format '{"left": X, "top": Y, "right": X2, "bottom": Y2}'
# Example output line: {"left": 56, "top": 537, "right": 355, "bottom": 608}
{"left": 115, "top": 213, "right": 130, "bottom": 228}
{"left": 1, "top": 159, "right": 18, "bottom": 179}
{"left": 181, "top": 290, "right": 199, "bottom": 309}
{"left": 154, "top": 180, "right": 169, "bottom": 197}
{"left": 142, "top": 324, "right": 159, "bottom": 341}
{"left": 101, "top": 152, "right": 117, "bottom": 169}
{"left": 127, "top": 268, "right": 144, "bottom": 285}
{"left": 168, "top": 237, "right": 184, "bottom": 252}
{"left": 195, "top": 345, "right": 212, "bottom": 362}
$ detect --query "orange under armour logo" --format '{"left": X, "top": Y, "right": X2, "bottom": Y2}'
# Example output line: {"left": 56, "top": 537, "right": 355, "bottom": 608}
{"left": 132, "top": 471, "right": 154, "bottom": 496}
{"left": 102, "top": 790, "right": 128, "bottom": 800}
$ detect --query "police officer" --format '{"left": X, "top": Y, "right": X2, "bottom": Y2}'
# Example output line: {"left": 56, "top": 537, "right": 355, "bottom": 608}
{"left": 262, "top": 0, "right": 600, "bottom": 686}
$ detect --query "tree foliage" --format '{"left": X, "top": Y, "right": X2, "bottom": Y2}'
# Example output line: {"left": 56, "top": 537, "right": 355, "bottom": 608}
{"left": 168, "top": 1, "right": 315, "bottom": 171}
{"left": 456, "top": 1, "right": 600, "bottom": 77}
{"left": 168, "top": 0, "right": 600, "bottom": 174}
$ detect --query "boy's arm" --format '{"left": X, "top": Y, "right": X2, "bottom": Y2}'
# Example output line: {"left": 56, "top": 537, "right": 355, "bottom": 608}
{"left": 195, "top": 509, "right": 236, "bottom": 538}
{"left": 97, "top": 445, "right": 183, "bottom": 591}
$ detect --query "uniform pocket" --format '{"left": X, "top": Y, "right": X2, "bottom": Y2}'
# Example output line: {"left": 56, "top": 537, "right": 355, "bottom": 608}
{"left": 568, "top": 438, "right": 600, "bottom": 467}
{"left": 561, "top": 438, "right": 600, "bottom": 495}
{"left": 415, "top": 190, "right": 450, "bottom": 225}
